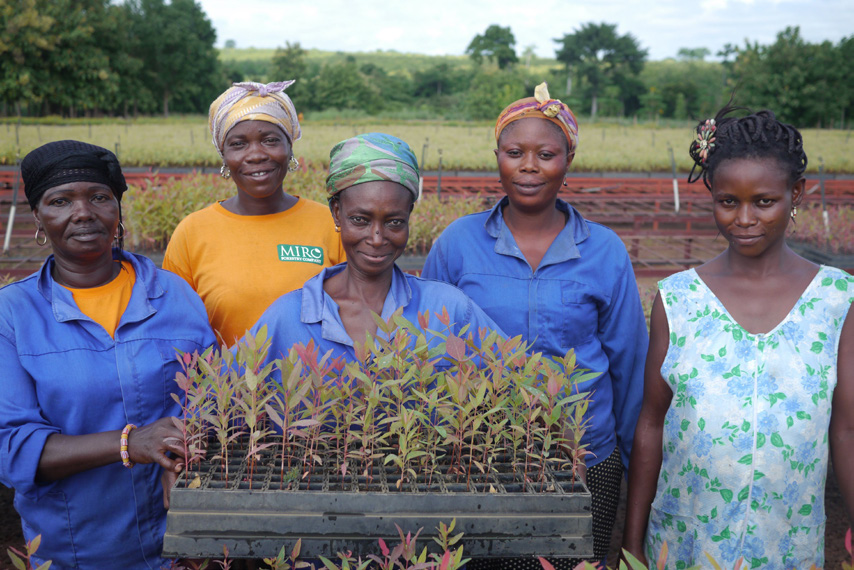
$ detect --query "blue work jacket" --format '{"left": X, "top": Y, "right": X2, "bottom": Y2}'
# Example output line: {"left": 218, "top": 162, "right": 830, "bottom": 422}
{"left": 0, "top": 251, "right": 215, "bottom": 569}
{"left": 422, "top": 197, "right": 648, "bottom": 470}
{"left": 251, "top": 263, "right": 504, "bottom": 371}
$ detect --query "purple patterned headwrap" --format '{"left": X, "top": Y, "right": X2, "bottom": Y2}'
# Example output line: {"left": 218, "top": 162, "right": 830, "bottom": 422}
{"left": 494, "top": 82, "right": 579, "bottom": 155}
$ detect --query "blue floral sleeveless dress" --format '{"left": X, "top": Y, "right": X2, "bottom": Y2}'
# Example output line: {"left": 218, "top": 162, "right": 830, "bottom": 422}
{"left": 645, "top": 266, "right": 853, "bottom": 570}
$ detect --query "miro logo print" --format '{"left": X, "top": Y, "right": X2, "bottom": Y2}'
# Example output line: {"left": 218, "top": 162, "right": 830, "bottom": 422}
{"left": 278, "top": 244, "right": 324, "bottom": 265}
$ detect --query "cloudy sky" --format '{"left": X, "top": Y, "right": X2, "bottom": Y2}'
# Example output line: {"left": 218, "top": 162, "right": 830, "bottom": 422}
{"left": 197, "top": 0, "right": 847, "bottom": 60}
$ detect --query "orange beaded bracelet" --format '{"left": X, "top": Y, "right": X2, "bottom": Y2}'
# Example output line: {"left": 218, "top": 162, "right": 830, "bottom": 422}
{"left": 120, "top": 424, "right": 137, "bottom": 468}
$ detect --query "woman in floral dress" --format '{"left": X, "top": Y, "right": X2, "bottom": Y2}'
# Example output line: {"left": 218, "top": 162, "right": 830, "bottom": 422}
{"left": 622, "top": 106, "right": 854, "bottom": 569}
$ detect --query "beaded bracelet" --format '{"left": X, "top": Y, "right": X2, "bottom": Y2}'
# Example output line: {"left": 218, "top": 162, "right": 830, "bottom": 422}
{"left": 120, "top": 424, "right": 137, "bottom": 468}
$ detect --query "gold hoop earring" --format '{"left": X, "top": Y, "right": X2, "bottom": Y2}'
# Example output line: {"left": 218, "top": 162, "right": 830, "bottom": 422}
{"left": 220, "top": 162, "right": 231, "bottom": 179}
{"left": 35, "top": 228, "right": 47, "bottom": 246}
{"left": 790, "top": 206, "right": 798, "bottom": 223}
{"left": 288, "top": 156, "right": 299, "bottom": 172}
{"left": 115, "top": 222, "right": 126, "bottom": 240}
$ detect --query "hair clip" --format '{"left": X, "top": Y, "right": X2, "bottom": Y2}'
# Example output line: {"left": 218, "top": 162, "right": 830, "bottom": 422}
{"left": 694, "top": 119, "right": 716, "bottom": 163}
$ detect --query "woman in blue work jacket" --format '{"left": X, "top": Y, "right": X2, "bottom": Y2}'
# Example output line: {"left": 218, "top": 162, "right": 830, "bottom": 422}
{"left": 0, "top": 141, "right": 216, "bottom": 569}
{"left": 422, "top": 83, "right": 649, "bottom": 566}
{"left": 251, "top": 133, "right": 502, "bottom": 367}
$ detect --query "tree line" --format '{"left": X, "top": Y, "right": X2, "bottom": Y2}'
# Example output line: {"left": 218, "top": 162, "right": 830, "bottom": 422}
{"left": 2, "top": 2, "right": 852, "bottom": 129}
{"left": 260, "top": 24, "right": 854, "bottom": 128}
{"left": 1, "top": 0, "right": 221, "bottom": 118}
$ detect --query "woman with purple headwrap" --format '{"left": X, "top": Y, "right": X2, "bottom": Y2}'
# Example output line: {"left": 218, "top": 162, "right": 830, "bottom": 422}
{"left": 163, "top": 81, "right": 345, "bottom": 347}
{"left": 423, "top": 83, "right": 649, "bottom": 567}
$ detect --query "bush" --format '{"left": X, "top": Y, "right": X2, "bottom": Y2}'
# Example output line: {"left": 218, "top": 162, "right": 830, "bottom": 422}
{"left": 123, "top": 166, "right": 329, "bottom": 251}
{"left": 123, "top": 168, "right": 490, "bottom": 254}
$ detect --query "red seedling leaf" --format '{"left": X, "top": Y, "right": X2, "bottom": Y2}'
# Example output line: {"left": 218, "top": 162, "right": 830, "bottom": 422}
{"left": 537, "top": 556, "right": 555, "bottom": 570}
{"left": 846, "top": 527, "right": 852, "bottom": 555}
{"left": 378, "top": 538, "right": 390, "bottom": 557}
{"left": 182, "top": 351, "right": 193, "bottom": 366}
{"left": 439, "top": 550, "right": 451, "bottom": 570}
{"left": 547, "top": 375, "right": 560, "bottom": 397}
{"left": 446, "top": 334, "right": 466, "bottom": 361}
{"left": 438, "top": 306, "right": 450, "bottom": 326}
{"left": 417, "top": 310, "right": 429, "bottom": 331}
{"left": 174, "top": 371, "right": 190, "bottom": 392}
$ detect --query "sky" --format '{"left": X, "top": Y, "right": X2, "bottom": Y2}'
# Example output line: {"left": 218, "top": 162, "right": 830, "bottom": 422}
{"left": 197, "top": 0, "right": 849, "bottom": 60}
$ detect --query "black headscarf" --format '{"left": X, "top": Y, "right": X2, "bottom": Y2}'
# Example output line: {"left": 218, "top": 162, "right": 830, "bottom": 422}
{"left": 21, "top": 140, "right": 128, "bottom": 210}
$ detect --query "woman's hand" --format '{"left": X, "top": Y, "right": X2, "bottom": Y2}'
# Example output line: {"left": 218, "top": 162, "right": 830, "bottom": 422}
{"left": 127, "top": 416, "right": 186, "bottom": 473}
{"left": 36, "top": 416, "right": 190, "bottom": 483}
{"left": 127, "top": 417, "right": 187, "bottom": 511}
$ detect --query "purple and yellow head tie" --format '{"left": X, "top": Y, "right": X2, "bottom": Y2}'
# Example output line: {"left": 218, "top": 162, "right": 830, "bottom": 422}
{"left": 209, "top": 81, "right": 301, "bottom": 158}
{"left": 494, "top": 82, "right": 579, "bottom": 156}
{"left": 326, "top": 133, "right": 421, "bottom": 202}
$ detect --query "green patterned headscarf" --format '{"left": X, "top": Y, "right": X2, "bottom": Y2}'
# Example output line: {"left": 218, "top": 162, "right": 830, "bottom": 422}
{"left": 325, "top": 133, "right": 420, "bottom": 201}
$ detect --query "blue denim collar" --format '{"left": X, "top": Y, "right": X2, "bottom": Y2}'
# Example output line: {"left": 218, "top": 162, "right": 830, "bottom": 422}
{"left": 483, "top": 197, "right": 591, "bottom": 268}
{"left": 36, "top": 250, "right": 162, "bottom": 324}
{"left": 300, "top": 262, "right": 413, "bottom": 347}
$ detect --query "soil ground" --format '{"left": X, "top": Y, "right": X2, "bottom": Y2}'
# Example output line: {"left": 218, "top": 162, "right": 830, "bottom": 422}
{"left": 1, "top": 466, "right": 849, "bottom": 569}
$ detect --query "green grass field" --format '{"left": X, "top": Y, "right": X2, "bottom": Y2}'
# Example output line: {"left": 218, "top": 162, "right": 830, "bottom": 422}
{"left": 3, "top": 119, "right": 853, "bottom": 172}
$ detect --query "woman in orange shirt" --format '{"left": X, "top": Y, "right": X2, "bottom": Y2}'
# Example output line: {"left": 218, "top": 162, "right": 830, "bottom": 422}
{"left": 163, "top": 81, "right": 344, "bottom": 346}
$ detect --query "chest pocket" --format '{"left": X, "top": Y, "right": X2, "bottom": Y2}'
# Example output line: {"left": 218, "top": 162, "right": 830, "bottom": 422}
{"left": 559, "top": 286, "right": 598, "bottom": 349}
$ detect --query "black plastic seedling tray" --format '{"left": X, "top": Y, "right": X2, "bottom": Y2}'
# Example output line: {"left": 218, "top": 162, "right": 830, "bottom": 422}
{"left": 163, "top": 444, "right": 593, "bottom": 559}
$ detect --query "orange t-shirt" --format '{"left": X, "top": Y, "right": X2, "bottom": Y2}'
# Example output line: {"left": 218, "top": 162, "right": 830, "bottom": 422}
{"left": 63, "top": 261, "right": 136, "bottom": 338}
{"left": 162, "top": 198, "right": 345, "bottom": 347}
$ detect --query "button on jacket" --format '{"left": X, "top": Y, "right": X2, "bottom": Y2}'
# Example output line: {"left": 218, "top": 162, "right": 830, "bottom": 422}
{"left": 252, "top": 263, "right": 505, "bottom": 370}
{"left": 0, "top": 252, "right": 216, "bottom": 569}
{"left": 422, "top": 197, "right": 648, "bottom": 470}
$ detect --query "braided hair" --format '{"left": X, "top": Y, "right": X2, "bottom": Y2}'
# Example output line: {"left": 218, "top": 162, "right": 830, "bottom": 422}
{"left": 688, "top": 105, "right": 808, "bottom": 191}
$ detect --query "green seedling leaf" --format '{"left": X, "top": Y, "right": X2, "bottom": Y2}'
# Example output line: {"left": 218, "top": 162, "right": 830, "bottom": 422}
{"left": 621, "top": 548, "right": 648, "bottom": 570}
{"left": 7, "top": 550, "right": 26, "bottom": 570}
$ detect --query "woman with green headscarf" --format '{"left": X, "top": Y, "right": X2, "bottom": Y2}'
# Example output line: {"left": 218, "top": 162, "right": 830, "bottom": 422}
{"left": 249, "top": 133, "right": 501, "bottom": 367}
